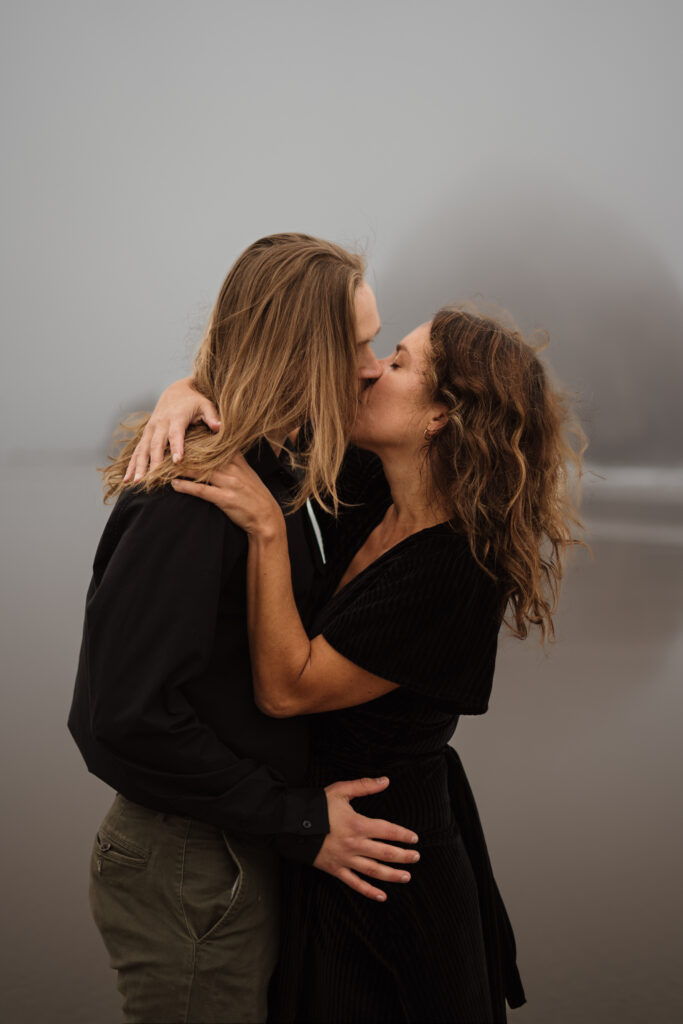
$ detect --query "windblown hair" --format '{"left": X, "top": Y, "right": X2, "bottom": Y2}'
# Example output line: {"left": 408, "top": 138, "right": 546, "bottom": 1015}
{"left": 425, "top": 303, "right": 587, "bottom": 642}
{"left": 102, "top": 233, "right": 365, "bottom": 511}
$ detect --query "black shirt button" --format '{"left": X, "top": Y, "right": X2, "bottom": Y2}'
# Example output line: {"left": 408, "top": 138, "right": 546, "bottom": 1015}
{"left": 302, "top": 820, "right": 312, "bottom": 829}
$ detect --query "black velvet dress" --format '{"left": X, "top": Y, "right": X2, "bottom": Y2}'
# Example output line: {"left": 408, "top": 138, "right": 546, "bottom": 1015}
{"left": 269, "top": 449, "right": 526, "bottom": 1024}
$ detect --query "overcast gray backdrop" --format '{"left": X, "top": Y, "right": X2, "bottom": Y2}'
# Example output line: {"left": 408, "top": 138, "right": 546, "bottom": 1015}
{"left": 2, "top": 2, "right": 682, "bottom": 1022}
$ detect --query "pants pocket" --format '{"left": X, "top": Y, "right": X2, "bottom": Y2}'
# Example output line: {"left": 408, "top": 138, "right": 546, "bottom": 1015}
{"left": 94, "top": 827, "right": 149, "bottom": 868}
{"left": 180, "top": 822, "right": 242, "bottom": 942}
{"left": 88, "top": 816, "right": 152, "bottom": 950}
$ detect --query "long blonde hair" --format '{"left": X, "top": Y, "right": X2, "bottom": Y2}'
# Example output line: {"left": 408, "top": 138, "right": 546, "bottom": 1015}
{"left": 425, "top": 303, "right": 587, "bottom": 642}
{"left": 102, "top": 233, "right": 366, "bottom": 510}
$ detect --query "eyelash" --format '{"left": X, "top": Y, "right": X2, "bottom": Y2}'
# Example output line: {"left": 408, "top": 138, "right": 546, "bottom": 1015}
{"left": 389, "top": 362, "right": 399, "bottom": 370}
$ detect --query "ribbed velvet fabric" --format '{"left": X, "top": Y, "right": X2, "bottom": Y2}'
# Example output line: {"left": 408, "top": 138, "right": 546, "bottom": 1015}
{"left": 268, "top": 447, "right": 525, "bottom": 1023}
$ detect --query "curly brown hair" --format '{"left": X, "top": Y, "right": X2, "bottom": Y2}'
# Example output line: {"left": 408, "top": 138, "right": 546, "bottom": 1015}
{"left": 425, "top": 303, "right": 587, "bottom": 642}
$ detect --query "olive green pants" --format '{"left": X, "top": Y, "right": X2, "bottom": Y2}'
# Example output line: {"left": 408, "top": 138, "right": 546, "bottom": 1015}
{"left": 89, "top": 794, "right": 280, "bottom": 1024}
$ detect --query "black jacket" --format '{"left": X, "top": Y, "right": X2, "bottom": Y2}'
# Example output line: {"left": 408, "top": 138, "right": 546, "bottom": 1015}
{"left": 68, "top": 440, "right": 329, "bottom": 864}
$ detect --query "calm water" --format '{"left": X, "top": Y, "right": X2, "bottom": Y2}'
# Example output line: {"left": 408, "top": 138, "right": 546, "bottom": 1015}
{"left": 2, "top": 461, "right": 682, "bottom": 1023}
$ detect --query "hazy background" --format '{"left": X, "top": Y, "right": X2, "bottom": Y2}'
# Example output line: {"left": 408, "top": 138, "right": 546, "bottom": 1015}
{"left": 2, "top": 2, "right": 682, "bottom": 1021}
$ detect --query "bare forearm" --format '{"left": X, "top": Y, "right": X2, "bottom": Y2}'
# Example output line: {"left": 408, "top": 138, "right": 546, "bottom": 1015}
{"left": 246, "top": 525, "right": 312, "bottom": 715}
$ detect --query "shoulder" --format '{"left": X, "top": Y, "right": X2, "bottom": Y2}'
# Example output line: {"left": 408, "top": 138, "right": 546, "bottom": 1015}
{"left": 95, "top": 484, "right": 244, "bottom": 575}
{"left": 323, "top": 526, "right": 503, "bottom": 635}
{"left": 111, "top": 483, "right": 230, "bottom": 531}
{"left": 319, "top": 527, "right": 502, "bottom": 712}
{"left": 388, "top": 526, "right": 500, "bottom": 601}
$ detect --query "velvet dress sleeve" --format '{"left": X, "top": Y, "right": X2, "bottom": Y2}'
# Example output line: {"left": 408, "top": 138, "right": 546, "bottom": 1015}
{"left": 319, "top": 531, "right": 504, "bottom": 713}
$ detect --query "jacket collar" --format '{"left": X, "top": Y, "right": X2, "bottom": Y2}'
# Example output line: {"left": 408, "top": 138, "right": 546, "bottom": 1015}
{"left": 244, "top": 437, "right": 303, "bottom": 486}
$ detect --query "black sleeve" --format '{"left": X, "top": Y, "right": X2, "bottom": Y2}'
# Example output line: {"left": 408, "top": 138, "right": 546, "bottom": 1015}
{"left": 80, "top": 487, "right": 328, "bottom": 864}
{"left": 320, "top": 538, "right": 502, "bottom": 713}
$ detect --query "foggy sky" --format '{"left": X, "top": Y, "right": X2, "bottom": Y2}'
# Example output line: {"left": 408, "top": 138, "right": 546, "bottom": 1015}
{"left": 1, "top": 0, "right": 682, "bottom": 466}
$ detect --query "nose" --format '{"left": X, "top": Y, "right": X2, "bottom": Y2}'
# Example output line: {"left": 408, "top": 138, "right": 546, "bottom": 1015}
{"left": 357, "top": 346, "right": 382, "bottom": 381}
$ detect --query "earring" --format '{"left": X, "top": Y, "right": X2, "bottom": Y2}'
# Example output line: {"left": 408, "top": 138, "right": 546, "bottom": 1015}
{"left": 423, "top": 427, "right": 433, "bottom": 441}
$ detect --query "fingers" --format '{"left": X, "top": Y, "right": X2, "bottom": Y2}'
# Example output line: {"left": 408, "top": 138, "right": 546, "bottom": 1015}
{"left": 122, "top": 448, "right": 138, "bottom": 484}
{"left": 171, "top": 479, "right": 219, "bottom": 504}
{"left": 169, "top": 427, "right": 185, "bottom": 464}
{"left": 148, "top": 425, "right": 169, "bottom": 473}
{"left": 336, "top": 867, "right": 388, "bottom": 903}
{"left": 355, "top": 816, "right": 419, "bottom": 845}
{"left": 328, "top": 776, "right": 391, "bottom": 800}
{"left": 325, "top": 778, "right": 419, "bottom": 846}
{"left": 198, "top": 399, "right": 221, "bottom": 433}
{"left": 130, "top": 401, "right": 220, "bottom": 478}
{"left": 123, "top": 428, "right": 156, "bottom": 484}
{"left": 356, "top": 840, "right": 420, "bottom": 865}
{"left": 170, "top": 478, "right": 239, "bottom": 518}
{"left": 123, "top": 441, "right": 147, "bottom": 484}
{"left": 334, "top": 855, "right": 416, "bottom": 901}
{"left": 348, "top": 856, "right": 413, "bottom": 885}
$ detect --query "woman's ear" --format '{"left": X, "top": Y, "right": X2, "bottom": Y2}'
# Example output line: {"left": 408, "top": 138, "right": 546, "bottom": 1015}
{"left": 427, "top": 407, "right": 448, "bottom": 437}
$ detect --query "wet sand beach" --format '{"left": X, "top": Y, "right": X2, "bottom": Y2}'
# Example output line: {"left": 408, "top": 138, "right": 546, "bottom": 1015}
{"left": 1, "top": 460, "right": 682, "bottom": 1023}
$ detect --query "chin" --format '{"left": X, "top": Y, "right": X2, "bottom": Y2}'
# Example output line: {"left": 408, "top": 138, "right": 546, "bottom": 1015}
{"left": 350, "top": 409, "right": 385, "bottom": 450}
{"left": 349, "top": 426, "right": 379, "bottom": 451}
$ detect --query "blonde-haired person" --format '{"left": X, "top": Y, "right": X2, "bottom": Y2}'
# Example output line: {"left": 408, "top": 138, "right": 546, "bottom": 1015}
{"left": 68, "top": 233, "right": 423, "bottom": 1024}
{"left": 141, "top": 303, "right": 585, "bottom": 1023}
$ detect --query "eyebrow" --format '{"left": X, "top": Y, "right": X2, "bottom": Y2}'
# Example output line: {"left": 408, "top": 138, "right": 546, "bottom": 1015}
{"left": 358, "top": 323, "right": 382, "bottom": 344}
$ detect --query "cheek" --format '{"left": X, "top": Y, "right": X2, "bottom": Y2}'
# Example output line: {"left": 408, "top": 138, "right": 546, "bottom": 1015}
{"left": 378, "top": 371, "right": 405, "bottom": 399}
{"left": 383, "top": 375, "right": 424, "bottom": 417}
{"left": 371, "top": 382, "right": 421, "bottom": 432}
{"left": 370, "top": 380, "right": 401, "bottom": 419}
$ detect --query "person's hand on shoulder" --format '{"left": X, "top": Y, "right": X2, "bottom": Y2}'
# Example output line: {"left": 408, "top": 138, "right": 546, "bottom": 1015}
{"left": 123, "top": 377, "right": 221, "bottom": 484}
{"left": 171, "top": 454, "right": 283, "bottom": 537}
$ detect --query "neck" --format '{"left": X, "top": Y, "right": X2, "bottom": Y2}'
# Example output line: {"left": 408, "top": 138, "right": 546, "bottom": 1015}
{"left": 372, "top": 444, "right": 450, "bottom": 534}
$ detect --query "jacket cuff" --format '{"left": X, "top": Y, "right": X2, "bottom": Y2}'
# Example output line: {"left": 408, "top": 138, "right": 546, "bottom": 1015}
{"left": 275, "top": 787, "right": 329, "bottom": 865}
